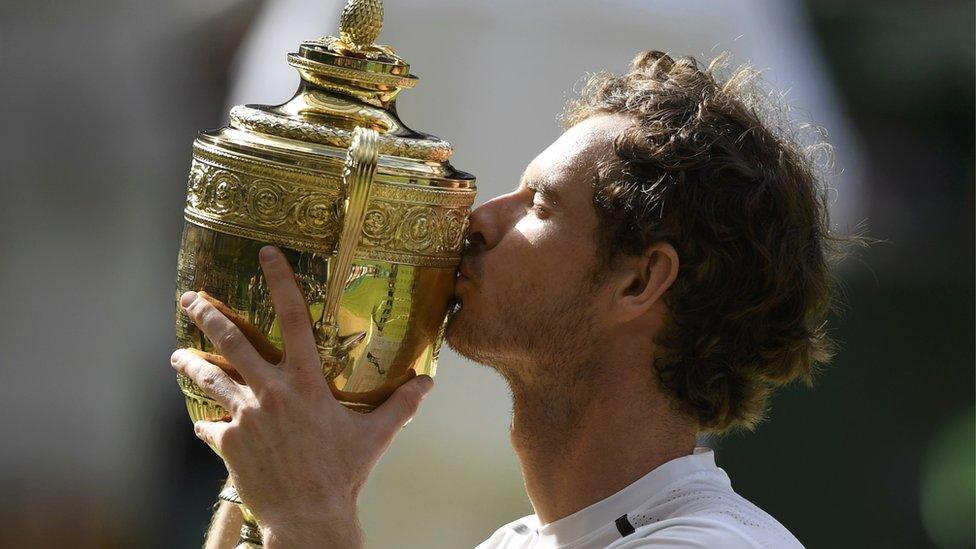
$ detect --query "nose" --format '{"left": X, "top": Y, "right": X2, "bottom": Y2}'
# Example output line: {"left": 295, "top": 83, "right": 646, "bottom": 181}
{"left": 466, "top": 190, "right": 523, "bottom": 252}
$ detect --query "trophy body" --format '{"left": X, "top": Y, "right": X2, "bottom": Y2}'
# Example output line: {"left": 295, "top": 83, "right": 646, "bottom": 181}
{"left": 174, "top": 1, "right": 474, "bottom": 545}
{"left": 175, "top": 129, "right": 473, "bottom": 415}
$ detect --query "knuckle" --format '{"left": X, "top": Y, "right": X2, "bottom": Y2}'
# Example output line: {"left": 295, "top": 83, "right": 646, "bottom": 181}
{"left": 402, "top": 396, "right": 421, "bottom": 417}
{"left": 200, "top": 371, "right": 222, "bottom": 389}
{"left": 258, "top": 382, "right": 282, "bottom": 405}
{"left": 400, "top": 386, "right": 424, "bottom": 412}
{"left": 200, "top": 305, "right": 223, "bottom": 328}
{"left": 186, "top": 297, "right": 210, "bottom": 321}
{"left": 215, "top": 328, "right": 244, "bottom": 351}
{"left": 278, "top": 303, "right": 310, "bottom": 328}
{"left": 402, "top": 382, "right": 423, "bottom": 401}
{"left": 392, "top": 395, "right": 416, "bottom": 419}
{"left": 256, "top": 380, "right": 288, "bottom": 410}
{"left": 236, "top": 400, "right": 254, "bottom": 416}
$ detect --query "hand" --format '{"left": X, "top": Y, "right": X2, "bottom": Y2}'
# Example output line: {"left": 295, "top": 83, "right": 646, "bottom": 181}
{"left": 171, "top": 245, "right": 434, "bottom": 548}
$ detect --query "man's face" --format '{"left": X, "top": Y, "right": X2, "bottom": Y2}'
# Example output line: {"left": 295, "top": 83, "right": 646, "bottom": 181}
{"left": 446, "top": 114, "right": 629, "bottom": 389}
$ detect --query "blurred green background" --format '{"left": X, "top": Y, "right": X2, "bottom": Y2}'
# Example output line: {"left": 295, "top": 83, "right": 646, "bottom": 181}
{"left": 0, "top": 1, "right": 971, "bottom": 547}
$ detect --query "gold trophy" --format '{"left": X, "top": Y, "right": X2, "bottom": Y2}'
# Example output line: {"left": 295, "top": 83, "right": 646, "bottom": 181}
{"left": 174, "top": 1, "right": 475, "bottom": 545}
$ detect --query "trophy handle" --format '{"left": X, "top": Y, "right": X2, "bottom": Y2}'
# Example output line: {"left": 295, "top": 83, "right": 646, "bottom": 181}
{"left": 223, "top": 129, "right": 379, "bottom": 549}
{"left": 314, "top": 126, "right": 379, "bottom": 373}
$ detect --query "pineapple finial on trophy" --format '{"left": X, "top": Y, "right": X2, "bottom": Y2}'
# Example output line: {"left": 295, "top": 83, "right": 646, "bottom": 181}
{"left": 339, "top": 0, "right": 383, "bottom": 49}
{"left": 314, "top": 0, "right": 402, "bottom": 62}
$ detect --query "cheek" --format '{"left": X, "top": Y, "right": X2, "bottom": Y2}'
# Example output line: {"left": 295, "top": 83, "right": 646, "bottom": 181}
{"left": 484, "top": 227, "right": 555, "bottom": 292}
{"left": 512, "top": 216, "right": 557, "bottom": 246}
{"left": 481, "top": 218, "right": 597, "bottom": 295}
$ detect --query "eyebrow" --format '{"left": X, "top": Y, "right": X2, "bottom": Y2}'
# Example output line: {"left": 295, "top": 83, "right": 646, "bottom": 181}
{"left": 525, "top": 179, "right": 560, "bottom": 204}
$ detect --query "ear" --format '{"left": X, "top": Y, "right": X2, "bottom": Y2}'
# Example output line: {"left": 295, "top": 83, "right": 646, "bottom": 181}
{"left": 610, "top": 241, "right": 679, "bottom": 324}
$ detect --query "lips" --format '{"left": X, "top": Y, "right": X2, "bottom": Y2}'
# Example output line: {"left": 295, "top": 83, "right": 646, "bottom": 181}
{"left": 455, "top": 259, "right": 476, "bottom": 288}
{"left": 457, "top": 239, "right": 482, "bottom": 285}
{"left": 459, "top": 256, "right": 480, "bottom": 278}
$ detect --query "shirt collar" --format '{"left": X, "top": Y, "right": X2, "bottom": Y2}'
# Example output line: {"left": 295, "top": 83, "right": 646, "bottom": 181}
{"left": 531, "top": 447, "right": 726, "bottom": 546}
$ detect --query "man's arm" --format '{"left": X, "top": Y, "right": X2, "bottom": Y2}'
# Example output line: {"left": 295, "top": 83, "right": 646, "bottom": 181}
{"left": 203, "top": 482, "right": 243, "bottom": 549}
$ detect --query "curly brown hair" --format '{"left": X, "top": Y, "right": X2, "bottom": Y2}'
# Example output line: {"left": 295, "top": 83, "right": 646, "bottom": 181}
{"left": 565, "top": 51, "right": 859, "bottom": 433}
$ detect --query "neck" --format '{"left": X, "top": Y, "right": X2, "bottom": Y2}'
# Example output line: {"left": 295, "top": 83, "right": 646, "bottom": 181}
{"left": 507, "top": 348, "right": 696, "bottom": 525}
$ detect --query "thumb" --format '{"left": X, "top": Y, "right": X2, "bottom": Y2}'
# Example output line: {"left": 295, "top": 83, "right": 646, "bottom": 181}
{"left": 373, "top": 374, "right": 434, "bottom": 432}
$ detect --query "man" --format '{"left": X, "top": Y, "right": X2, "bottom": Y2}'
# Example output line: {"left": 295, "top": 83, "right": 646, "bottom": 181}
{"left": 172, "top": 51, "right": 847, "bottom": 548}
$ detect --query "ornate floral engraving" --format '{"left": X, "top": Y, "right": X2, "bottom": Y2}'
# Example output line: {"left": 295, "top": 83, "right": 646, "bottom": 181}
{"left": 443, "top": 207, "right": 469, "bottom": 252}
{"left": 210, "top": 171, "right": 243, "bottom": 215}
{"left": 184, "top": 154, "right": 474, "bottom": 267}
{"left": 247, "top": 179, "right": 290, "bottom": 226}
{"left": 360, "top": 201, "right": 469, "bottom": 255}
{"left": 295, "top": 194, "right": 342, "bottom": 241}
{"left": 187, "top": 162, "right": 208, "bottom": 208}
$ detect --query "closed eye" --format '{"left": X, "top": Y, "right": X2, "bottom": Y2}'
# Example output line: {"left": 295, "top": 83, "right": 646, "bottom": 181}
{"left": 530, "top": 194, "right": 551, "bottom": 218}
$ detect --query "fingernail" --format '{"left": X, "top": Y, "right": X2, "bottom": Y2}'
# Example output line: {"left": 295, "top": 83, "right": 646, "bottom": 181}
{"left": 259, "top": 246, "right": 277, "bottom": 262}
{"left": 180, "top": 291, "right": 199, "bottom": 308}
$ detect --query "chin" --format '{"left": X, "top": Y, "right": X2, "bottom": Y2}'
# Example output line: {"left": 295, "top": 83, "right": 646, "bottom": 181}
{"left": 445, "top": 303, "right": 495, "bottom": 363}
{"left": 444, "top": 304, "right": 473, "bottom": 353}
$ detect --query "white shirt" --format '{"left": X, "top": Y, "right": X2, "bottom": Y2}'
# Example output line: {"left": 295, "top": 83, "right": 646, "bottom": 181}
{"left": 476, "top": 448, "right": 803, "bottom": 549}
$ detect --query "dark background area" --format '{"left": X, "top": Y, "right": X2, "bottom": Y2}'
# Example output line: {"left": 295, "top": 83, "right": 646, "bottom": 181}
{"left": 0, "top": 1, "right": 971, "bottom": 547}
{"left": 720, "top": 3, "right": 974, "bottom": 548}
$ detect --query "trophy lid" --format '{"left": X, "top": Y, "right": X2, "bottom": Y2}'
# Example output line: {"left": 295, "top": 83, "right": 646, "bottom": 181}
{"left": 288, "top": 0, "right": 418, "bottom": 101}
{"left": 224, "top": 0, "right": 458, "bottom": 165}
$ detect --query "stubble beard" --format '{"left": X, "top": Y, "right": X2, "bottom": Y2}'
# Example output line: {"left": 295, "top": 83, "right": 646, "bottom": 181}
{"left": 446, "top": 273, "right": 606, "bottom": 441}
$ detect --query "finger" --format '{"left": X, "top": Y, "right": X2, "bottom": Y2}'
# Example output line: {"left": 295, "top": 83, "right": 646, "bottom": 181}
{"left": 194, "top": 420, "right": 232, "bottom": 451}
{"left": 181, "top": 291, "right": 269, "bottom": 384}
{"left": 258, "top": 246, "right": 318, "bottom": 365}
{"left": 188, "top": 348, "right": 245, "bottom": 384}
{"left": 371, "top": 374, "right": 434, "bottom": 433}
{"left": 171, "top": 348, "right": 246, "bottom": 413}
{"left": 198, "top": 292, "right": 283, "bottom": 364}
